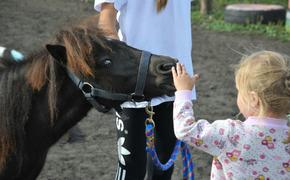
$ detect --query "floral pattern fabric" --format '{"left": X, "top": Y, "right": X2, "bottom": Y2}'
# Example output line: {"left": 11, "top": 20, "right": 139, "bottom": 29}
{"left": 173, "top": 91, "right": 290, "bottom": 180}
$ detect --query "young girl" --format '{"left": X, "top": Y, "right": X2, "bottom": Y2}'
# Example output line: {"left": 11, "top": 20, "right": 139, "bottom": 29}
{"left": 172, "top": 51, "right": 290, "bottom": 179}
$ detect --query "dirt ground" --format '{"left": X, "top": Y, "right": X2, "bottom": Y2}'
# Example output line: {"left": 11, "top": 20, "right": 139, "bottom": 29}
{"left": 1, "top": 0, "right": 290, "bottom": 179}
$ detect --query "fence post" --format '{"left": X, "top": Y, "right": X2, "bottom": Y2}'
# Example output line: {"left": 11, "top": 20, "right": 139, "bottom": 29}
{"left": 200, "top": 0, "right": 212, "bottom": 15}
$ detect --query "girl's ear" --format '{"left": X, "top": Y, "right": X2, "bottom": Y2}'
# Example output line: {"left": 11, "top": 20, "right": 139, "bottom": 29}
{"left": 249, "top": 91, "right": 259, "bottom": 108}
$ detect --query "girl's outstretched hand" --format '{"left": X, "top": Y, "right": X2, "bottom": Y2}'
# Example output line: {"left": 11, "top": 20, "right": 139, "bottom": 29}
{"left": 171, "top": 63, "right": 199, "bottom": 91}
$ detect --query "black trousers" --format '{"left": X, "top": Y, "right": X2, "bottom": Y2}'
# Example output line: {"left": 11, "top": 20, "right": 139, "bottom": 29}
{"left": 115, "top": 102, "right": 177, "bottom": 180}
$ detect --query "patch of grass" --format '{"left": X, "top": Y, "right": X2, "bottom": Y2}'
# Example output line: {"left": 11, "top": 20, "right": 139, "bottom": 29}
{"left": 213, "top": 0, "right": 287, "bottom": 9}
{"left": 191, "top": 8, "right": 290, "bottom": 42}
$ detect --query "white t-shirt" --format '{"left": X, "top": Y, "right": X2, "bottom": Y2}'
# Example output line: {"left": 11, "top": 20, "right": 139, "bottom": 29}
{"left": 95, "top": 0, "right": 196, "bottom": 108}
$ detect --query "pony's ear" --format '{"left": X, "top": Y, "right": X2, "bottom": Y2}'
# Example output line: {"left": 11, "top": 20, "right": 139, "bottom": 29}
{"left": 46, "top": 44, "right": 67, "bottom": 64}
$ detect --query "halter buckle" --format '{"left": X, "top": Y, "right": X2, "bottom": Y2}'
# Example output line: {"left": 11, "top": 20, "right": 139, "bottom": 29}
{"left": 130, "top": 93, "right": 145, "bottom": 102}
{"left": 81, "top": 82, "right": 93, "bottom": 95}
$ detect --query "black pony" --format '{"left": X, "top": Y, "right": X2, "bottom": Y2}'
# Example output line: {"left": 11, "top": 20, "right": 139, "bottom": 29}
{"left": 0, "top": 21, "right": 176, "bottom": 179}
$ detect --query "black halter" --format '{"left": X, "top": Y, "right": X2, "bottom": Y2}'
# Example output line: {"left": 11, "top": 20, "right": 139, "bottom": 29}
{"left": 66, "top": 51, "right": 152, "bottom": 111}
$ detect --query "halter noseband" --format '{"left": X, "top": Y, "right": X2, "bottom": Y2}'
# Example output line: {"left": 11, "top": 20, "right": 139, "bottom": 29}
{"left": 66, "top": 50, "right": 152, "bottom": 110}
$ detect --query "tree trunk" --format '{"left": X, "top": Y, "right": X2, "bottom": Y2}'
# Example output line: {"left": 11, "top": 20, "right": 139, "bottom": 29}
{"left": 200, "top": 0, "right": 212, "bottom": 15}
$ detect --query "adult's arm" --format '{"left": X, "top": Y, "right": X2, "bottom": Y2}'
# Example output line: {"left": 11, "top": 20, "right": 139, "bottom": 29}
{"left": 97, "top": 2, "right": 119, "bottom": 39}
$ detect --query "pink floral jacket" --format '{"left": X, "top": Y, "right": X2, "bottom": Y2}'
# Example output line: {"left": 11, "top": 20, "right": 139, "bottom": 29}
{"left": 173, "top": 90, "right": 290, "bottom": 180}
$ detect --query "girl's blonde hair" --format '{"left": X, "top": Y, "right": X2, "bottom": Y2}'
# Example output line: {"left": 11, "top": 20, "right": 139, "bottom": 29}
{"left": 235, "top": 50, "right": 290, "bottom": 117}
{"left": 156, "top": 0, "right": 168, "bottom": 12}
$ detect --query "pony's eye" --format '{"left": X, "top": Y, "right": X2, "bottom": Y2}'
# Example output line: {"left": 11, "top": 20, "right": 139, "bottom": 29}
{"left": 101, "top": 59, "right": 112, "bottom": 67}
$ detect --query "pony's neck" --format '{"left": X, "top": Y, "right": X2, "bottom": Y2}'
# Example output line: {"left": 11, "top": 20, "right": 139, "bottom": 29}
{"left": 54, "top": 71, "right": 92, "bottom": 138}
{"left": 27, "top": 61, "right": 92, "bottom": 146}
{"left": 50, "top": 68, "right": 92, "bottom": 143}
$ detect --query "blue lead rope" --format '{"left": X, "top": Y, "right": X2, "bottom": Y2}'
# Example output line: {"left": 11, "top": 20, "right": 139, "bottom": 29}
{"left": 181, "top": 142, "right": 194, "bottom": 179}
{"left": 145, "top": 123, "right": 195, "bottom": 180}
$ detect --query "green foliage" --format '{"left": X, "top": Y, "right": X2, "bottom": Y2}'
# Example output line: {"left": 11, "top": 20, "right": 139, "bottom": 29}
{"left": 213, "top": 0, "right": 287, "bottom": 9}
{"left": 191, "top": 0, "right": 290, "bottom": 41}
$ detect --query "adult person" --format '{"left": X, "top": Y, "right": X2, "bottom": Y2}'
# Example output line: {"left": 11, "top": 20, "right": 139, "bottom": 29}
{"left": 94, "top": 0, "right": 196, "bottom": 179}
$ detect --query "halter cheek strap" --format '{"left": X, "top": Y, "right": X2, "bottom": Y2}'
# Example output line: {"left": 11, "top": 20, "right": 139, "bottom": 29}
{"left": 131, "top": 51, "right": 151, "bottom": 101}
{"left": 64, "top": 51, "right": 152, "bottom": 111}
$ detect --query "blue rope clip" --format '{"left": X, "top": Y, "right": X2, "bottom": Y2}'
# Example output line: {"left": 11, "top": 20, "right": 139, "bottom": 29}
{"left": 145, "top": 105, "right": 195, "bottom": 180}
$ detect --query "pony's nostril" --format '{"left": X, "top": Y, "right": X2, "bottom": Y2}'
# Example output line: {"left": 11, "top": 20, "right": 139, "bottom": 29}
{"left": 172, "top": 59, "right": 178, "bottom": 68}
{"left": 158, "top": 63, "right": 175, "bottom": 72}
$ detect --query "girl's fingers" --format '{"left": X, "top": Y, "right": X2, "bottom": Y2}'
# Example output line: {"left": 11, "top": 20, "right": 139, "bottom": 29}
{"left": 192, "top": 74, "right": 200, "bottom": 82}
{"left": 181, "top": 64, "right": 187, "bottom": 74}
{"left": 171, "top": 67, "right": 177, "bottom": 77}
{"left": 176, "top": 63, "right": 182, "bottom": 75}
